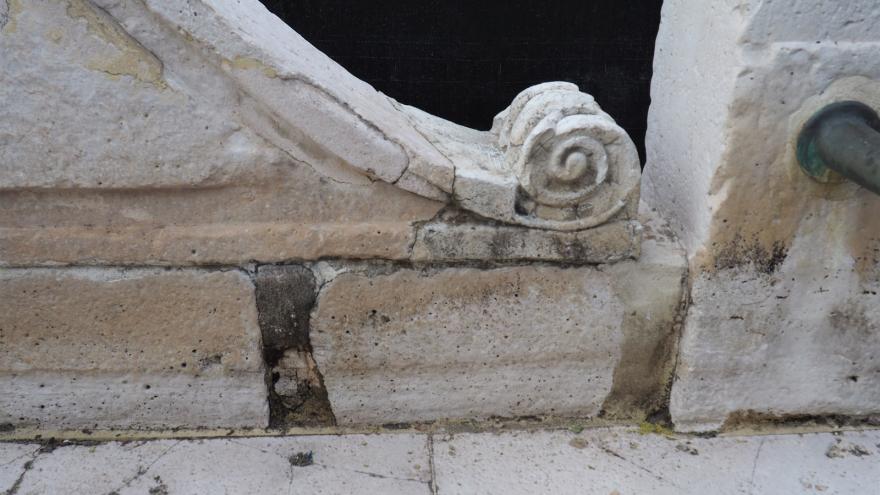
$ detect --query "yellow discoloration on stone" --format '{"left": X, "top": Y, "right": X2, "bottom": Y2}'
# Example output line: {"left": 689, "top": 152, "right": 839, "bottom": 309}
{"left": 231, "top": 57, "right": 279, "bottom": 78}
{"left": 66, "top": 0, "right": 166, "bottom": 88}
{"left": 696, "top": 77, "right": 880, "bottom": 274}
{"left": 2, "top": 0, "right": 22, "bottom": 34}
{"left": 849, "top": 195, "right": 880, "bottom": 276}
{"left": 45, "top": 27, "right": 64, "bottom": 44}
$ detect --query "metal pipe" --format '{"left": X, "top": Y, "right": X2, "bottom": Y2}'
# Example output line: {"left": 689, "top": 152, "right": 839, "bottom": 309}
{"left": 796, "top": 100, "right": 880, "bottom": 195}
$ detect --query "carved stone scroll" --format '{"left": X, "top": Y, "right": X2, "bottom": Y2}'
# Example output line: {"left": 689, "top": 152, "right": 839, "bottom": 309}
{"left": 494, "top": 82, "right": 641, "bottom": 230}
{"left": 399, "top": 82, "right": 641, "bottom": 231}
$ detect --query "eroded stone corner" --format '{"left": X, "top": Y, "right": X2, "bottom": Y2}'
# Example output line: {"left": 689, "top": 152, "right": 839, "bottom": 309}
{"left": 253, "top": 264, "right": 335, "bottom": 428}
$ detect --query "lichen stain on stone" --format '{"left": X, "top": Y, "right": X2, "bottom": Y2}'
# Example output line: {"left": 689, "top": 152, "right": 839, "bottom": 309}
{"left": 66, "top": 0, "right": 166, "bottom": 88}
{"left": 1, "top": 0, "right": 21, "bottom": 34}
{"left": 44, "top": 27, "right": 64, "bottom": 44}
{"left": 229, "top": 57, "right": 279, "bottom": 78}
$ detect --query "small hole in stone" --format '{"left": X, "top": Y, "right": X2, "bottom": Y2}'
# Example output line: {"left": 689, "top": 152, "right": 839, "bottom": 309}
{"left": 848, "top": 375, "right": 859, "bottom": 383}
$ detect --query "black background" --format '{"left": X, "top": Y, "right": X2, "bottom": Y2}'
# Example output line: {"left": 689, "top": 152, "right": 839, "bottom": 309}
{"left": 259, "top": 0, "right": 663, "bottom": 162}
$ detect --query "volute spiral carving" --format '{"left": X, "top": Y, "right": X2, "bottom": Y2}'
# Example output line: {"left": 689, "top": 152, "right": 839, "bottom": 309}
{"left": 491, "top": 82, "right": 641, "bottom": 230}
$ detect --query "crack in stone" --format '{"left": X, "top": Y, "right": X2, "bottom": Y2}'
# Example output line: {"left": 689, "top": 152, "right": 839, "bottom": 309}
{"left": 3, "top": 459, "right": 33, "bottom": 495}
{"left": 103, "top": 440, "right": 182, "bottom": 495}
{"left": 0, "top": 447, "right": 39, "bottom": 469}
{"left": 748, "top": 437, "right": 766, "bottom": 495}
{"left": 427, "top": 433, "right": 438, "bottom": 495}
{"left": 341, "top": 466, "right": 427, "bottom": 484}
{"left": 598, "top": 443, "right": 682, "bottom": 489}
{"left": 3, "top": 444, "right": 48, "bottom": 495}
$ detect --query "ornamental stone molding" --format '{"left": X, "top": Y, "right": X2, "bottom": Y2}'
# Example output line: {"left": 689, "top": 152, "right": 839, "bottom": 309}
{"left": 86, "top": 0, "right": 640, "bottom": 232}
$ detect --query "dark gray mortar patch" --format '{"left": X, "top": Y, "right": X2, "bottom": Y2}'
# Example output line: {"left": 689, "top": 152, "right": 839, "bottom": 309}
{"left": 254, "top": 264, "right": 335, "bottom": 428}
{"left": 255, "top": 265, "right": 317, "bottom": 356}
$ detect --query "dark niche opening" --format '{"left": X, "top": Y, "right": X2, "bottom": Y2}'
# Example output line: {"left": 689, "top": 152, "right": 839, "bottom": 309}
{"left": 260, "top": 0, "right": 663, "bottom": 164}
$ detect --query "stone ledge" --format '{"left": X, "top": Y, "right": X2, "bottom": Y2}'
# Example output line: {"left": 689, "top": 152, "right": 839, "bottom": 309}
{"left": 410, "top": 215, "right": 641, "bottom": 263}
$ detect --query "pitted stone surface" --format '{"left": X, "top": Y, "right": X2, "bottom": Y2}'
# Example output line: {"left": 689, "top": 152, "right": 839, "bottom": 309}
{"left": 312, "top": 265, "right": 624, "bottom": 424}
{"left": 0, "top": 268, "right": 268, "bottom": 429}
{"left": 312, "top": 224, "right": 686, "bottom": 425}
{"left": 671, "top": 209, "right": 880, "bottom": 431}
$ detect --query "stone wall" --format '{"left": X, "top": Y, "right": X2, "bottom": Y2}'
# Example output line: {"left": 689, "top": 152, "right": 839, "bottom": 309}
{"left": 644, "top": 0, "right": 880, "bottom": 431}
{"left": 0, "top": 0, "right": 687, "bottom": 432}
{"left": 5, "top": 0, "right": 876, "bottom": 434}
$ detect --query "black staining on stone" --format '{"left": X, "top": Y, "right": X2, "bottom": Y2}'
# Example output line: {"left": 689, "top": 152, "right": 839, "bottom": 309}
{"left": 549, "top": 235, "right": 595, "bottom": 262}
{"left": 288, "top": 451, "right": 314, "bottom": 467}
{"left": 0, "top": 422, "right": 14, "bottom": 432}
{"left": 197, "top": 353, "right": 223, "bottom": 370}
{"left": 254, "top": 265, "right": 335, "bottom": 428}
{"left": 0, "top": 1, "right": 7, "bottom": 31}
{"left": 488, "top": 229, "right": 518, "bottom": 259}
{"left": 381, "top": 422, "right": 412, "bottom": 430}
{"left": 148, "top": 476, "right": 169, "bottom": 495}
{"left": 601, "top": 268, "right": 688, "bottom": 426}
{"left": 829, "top": 302, "right": 872, "bottom": 338}
{"left": 675, "top": 442, "right": 699, "bottom": 456}
{"left": 255, "top": 265, "right": 317, "bottom": 356}
{"left": 722, "top": 410, "right": 880, "bottom": 433}
{"left": 714, "top": 235, "right": 788, "bottom": 273}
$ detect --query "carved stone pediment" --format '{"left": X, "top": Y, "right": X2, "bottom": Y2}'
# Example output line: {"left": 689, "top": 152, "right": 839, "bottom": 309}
{"left": 102, "top": 0, "right": 640, "bottom": 232}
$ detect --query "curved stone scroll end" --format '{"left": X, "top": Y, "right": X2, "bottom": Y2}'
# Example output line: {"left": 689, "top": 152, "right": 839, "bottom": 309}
{"left": 494, "top": 82, "right": 642, "bottom": 231}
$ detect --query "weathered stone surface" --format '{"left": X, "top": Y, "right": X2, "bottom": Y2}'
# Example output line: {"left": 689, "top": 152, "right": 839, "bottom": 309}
{"left": 0, "top": 0, "right": 282, "bottom": 190}
{"left": 645, "top": 1, "right": 880, "bottom": 263}
{"left": 0, "top": 165, "right": 443, "bottom": 266}
{"left": 4, "top": 429, "right": 879, "bottom": 494}
{"left": 312, "top": 222, "right": 686, "bottom": 425}
{"left": 0, "top": 0, "right": 445, "bottom": 266}
{"left": 433, "top": 428, "right": 880, "bottom": 495}
{"left": 645, "top": 0, "right": 880, "bottom": 430}
{"left": 671, "top": 212, "right": 880, "bottom": 432}
{"left": 411, "top": 215, "right": 641, "bottom": 263}
{"left": 0, "top": 443, "right": 40, "bottom": 493}
{"left": 4, "top": 434, "right": 431, "bottom": 495}
{"left": 312, "top": 265, "right": 622, "bottom": 424}
{"left": 0, "top": 268, "right": 268, "bottom": 429}
{"left": 399, "top": 82, "right": 642, "bottom": 230}
{"left": 3, "top": 0, "right": 639, "bottom": 244}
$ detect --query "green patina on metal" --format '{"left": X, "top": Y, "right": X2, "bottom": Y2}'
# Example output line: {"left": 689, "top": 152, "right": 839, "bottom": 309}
{"left": 796, "top": 100, "right": 880, "bottom": 195}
